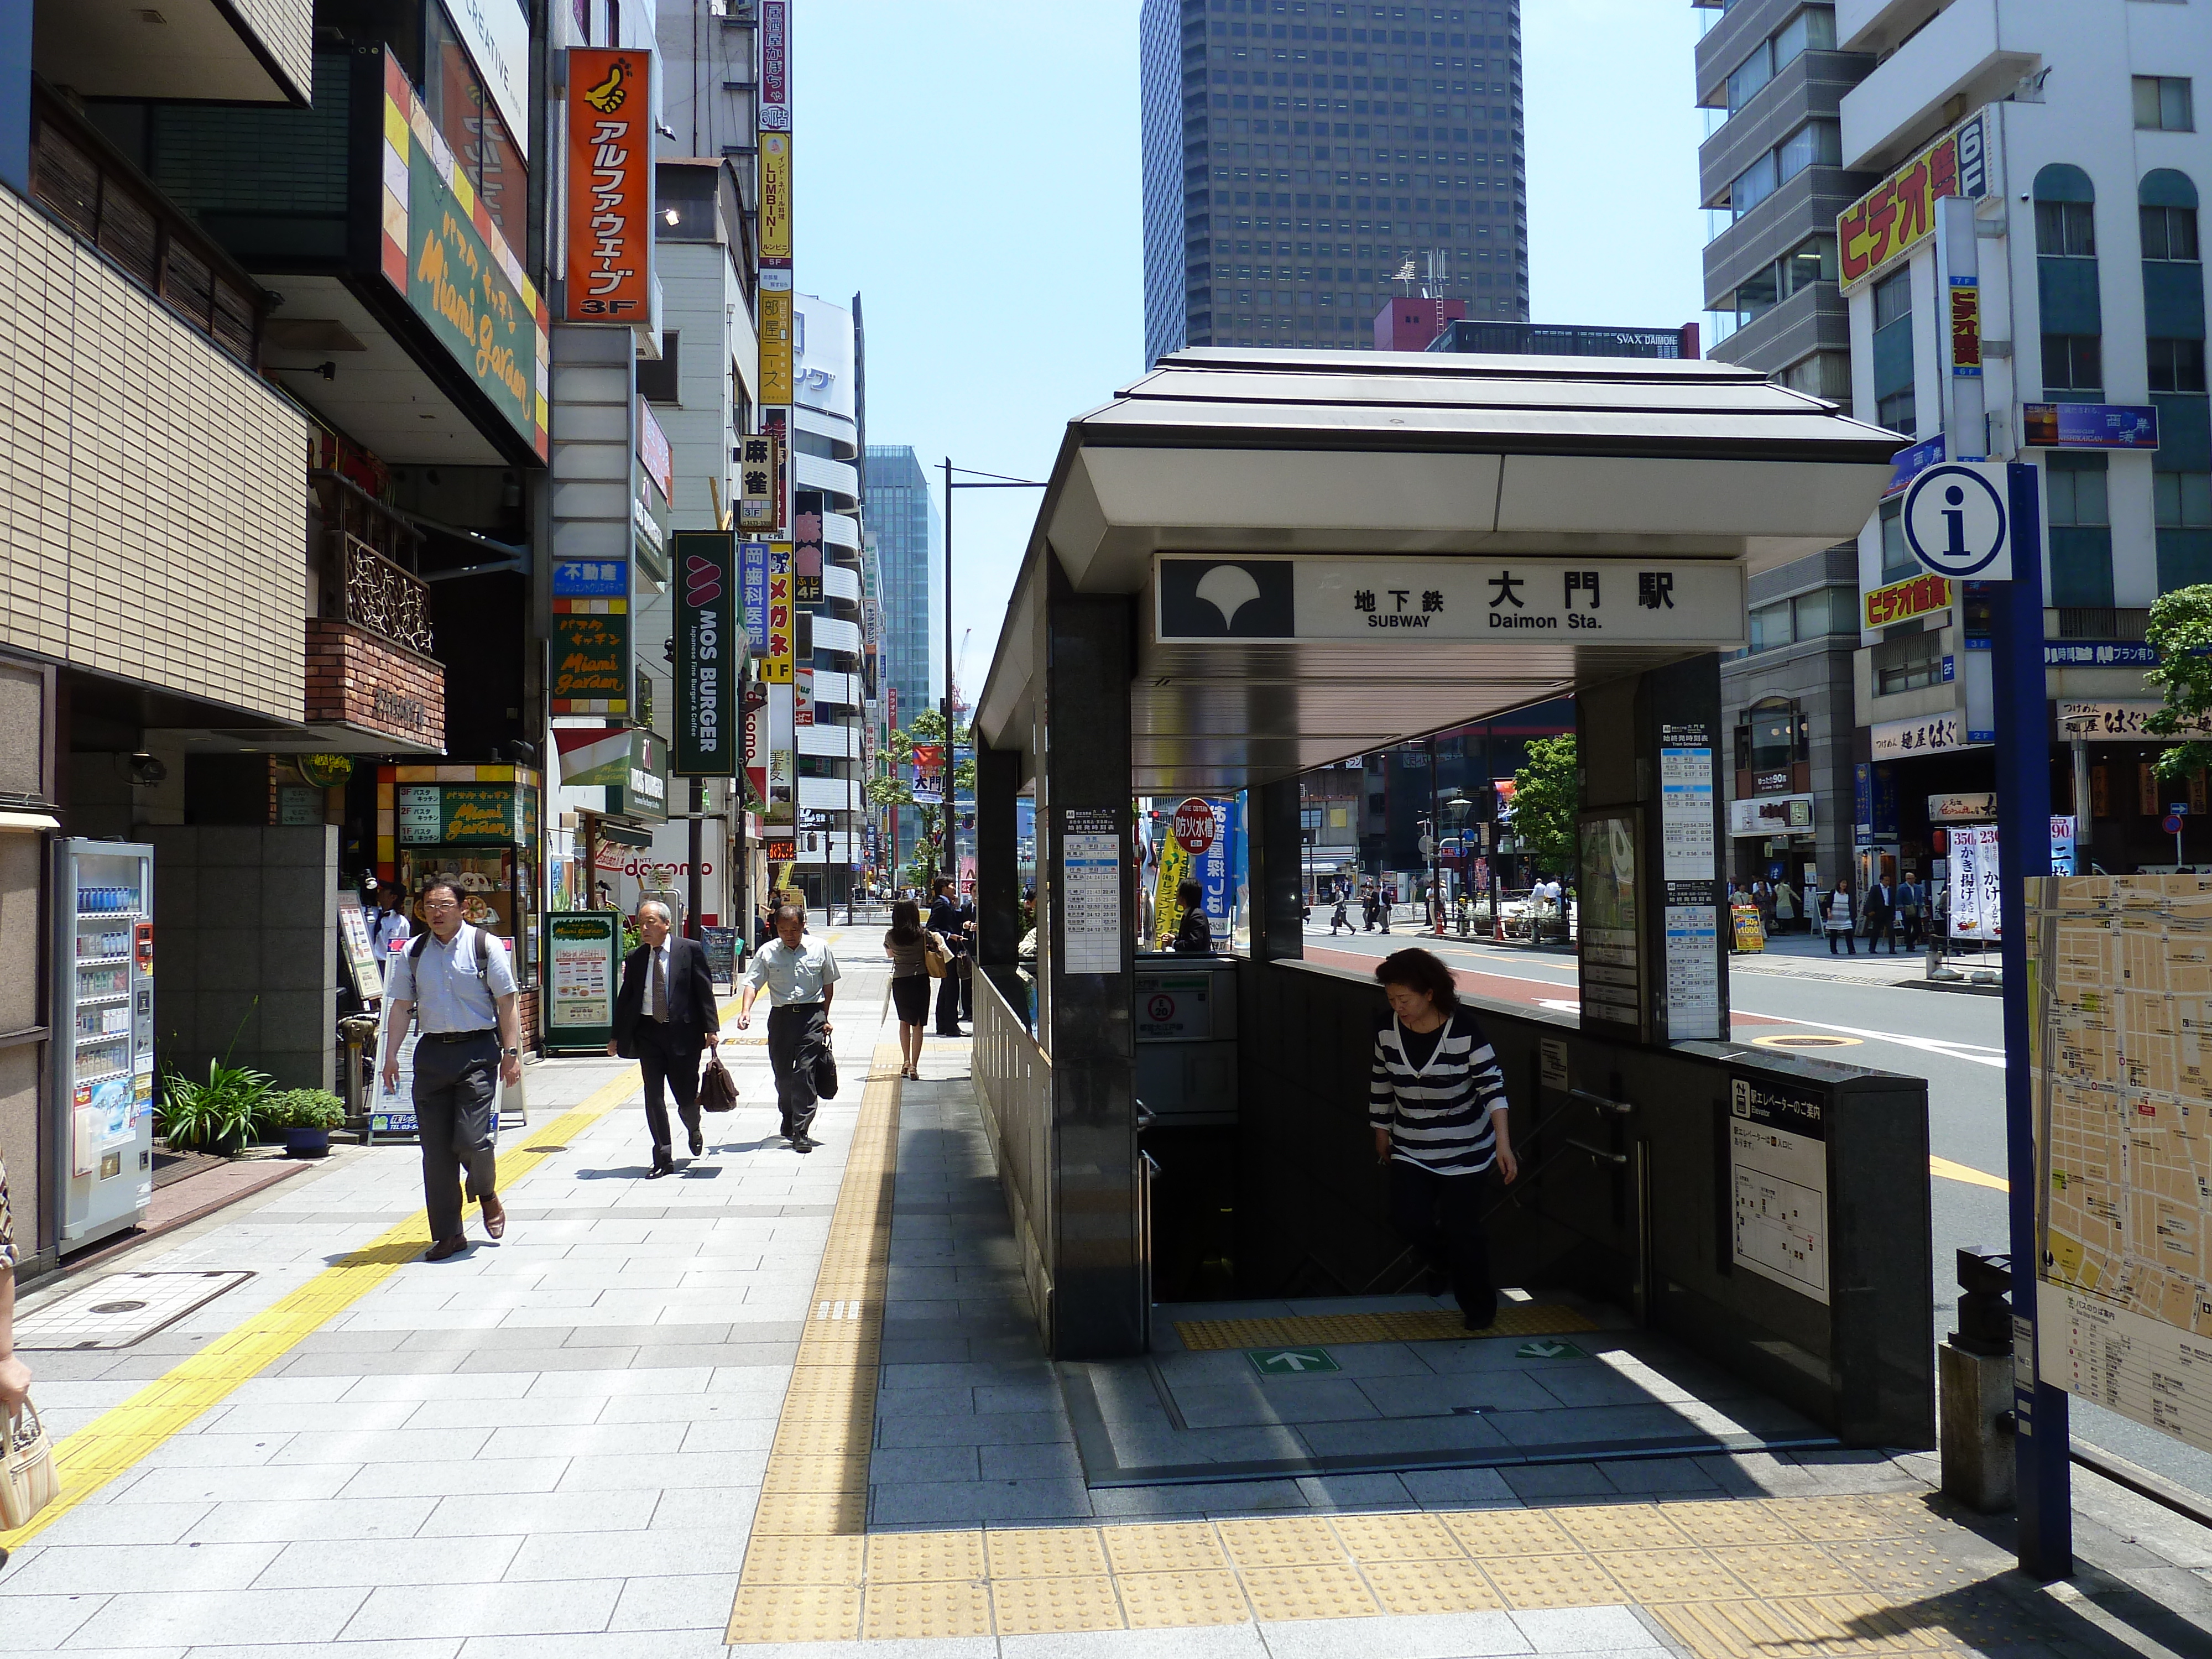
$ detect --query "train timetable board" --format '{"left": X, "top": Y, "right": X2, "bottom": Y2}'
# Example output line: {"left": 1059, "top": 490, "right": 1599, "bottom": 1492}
{"left": 2034, "top": 875, "right": 2212, "bottom": 1453}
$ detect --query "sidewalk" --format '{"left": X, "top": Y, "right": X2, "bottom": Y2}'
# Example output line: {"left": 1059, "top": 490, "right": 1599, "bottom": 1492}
{"left": 4, "top": 941, "right": 2210, "bottom": 1659}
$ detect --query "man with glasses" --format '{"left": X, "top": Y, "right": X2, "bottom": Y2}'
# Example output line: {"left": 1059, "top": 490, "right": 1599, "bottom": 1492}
{"left": 736, "top": 902, "right": 839, "bottom": 1154}
{"left": 381, "top": 880, "right": 520, "bottom": 1259}
{"left": 609, "top": 899, "right": 721, "bottom": 1176}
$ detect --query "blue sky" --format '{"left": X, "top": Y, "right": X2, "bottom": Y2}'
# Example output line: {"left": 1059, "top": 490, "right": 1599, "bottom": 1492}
{"left": 795, "top": 1, "right": 1708, "bottom": 707}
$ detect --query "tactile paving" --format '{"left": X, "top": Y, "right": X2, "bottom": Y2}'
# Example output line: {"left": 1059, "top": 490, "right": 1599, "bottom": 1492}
{"left": 739, "top": 1534, "right": 865, "bottom": 1586}
{"left": 859, "top": 1578, "right": 994, "bottom": 1640}
{"left": 865, "top": 1528, "right": 987, "bottom": 1582}
{"left": 1237, "top": 1561, "right": 1381, "bottom": 1621}
{"left": 1658, "top": 1499, "right": 1809, "bottom": 1547}
{"left": 1549, "top": 1503, "right": 1694, "bottom": 1552}
{"left": 748, "top": 1492, "right": 867, "bottom": 1537}
{"left": 989, "top": 1573, "right": 1125, "bottom": 1635}
{"left": 1794, "top": 1494, "right": 1952, "bottom": 1541}
{"left": 985, "top": 1526, "right": 1112, "bottom": 1579}
{"left": 1327, "top": 1511, "right": 1464, "bottom": 1561}
{"left": 1100, "top": 1521, "right": 1230, "bottom": 1574}
{"left": 1359, "top": 1558, "right": 1504, "bottom": 1615}
{"left": 1115, "top": 1568, "right": 1251, "bottom": 1627}
{"left": 1477, "top": 1552, "right": 1627, "bottom": 1610}
{"left": 726, "top": 1583, "right": 861, "bottom": 1644}
{"left": 1171, "top": 1303, "right": 1597, "bottom": 1351}
{"left": 1441, "top": 1506, "right": 1579, "bottom": 1557}
{"left": 1590, "top": 1547, "right": 1749, "bottom": 1603}
{"left": 1219, "top": 1515, "right": 1346, "bottom": 1569}
{"left": 1709, "top": 1542, "right": 1870, "bottom": 1598}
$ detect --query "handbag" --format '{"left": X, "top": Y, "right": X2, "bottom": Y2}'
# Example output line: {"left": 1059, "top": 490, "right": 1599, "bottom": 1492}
{"left": 924, "top": 932, "right": 948, "bottom": 979}
{"left": 810, "top": 1039, "right": 839, "bottom": 1100}
{"left": 698, "top": 1050, "right": 739, "bottom": 1114}
{"left": 1, "top": 1399, "right": 60, "bottom": 1531}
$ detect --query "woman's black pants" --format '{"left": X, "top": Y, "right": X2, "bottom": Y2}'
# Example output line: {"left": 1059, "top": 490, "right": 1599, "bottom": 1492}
{"left": 1388, "top": 1159, "right": 1496, "bottom": 1327}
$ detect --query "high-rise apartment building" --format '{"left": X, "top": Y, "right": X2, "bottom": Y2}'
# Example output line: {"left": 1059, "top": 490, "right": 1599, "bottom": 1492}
{"left": 863, "top": 445, "right": 943, "bottom": 866}
{"left": 1140, "top": 0, "right": 1529, "bottom": 365}
{"left": 1694, "top": 1, "right": 1875, "bottom": 891}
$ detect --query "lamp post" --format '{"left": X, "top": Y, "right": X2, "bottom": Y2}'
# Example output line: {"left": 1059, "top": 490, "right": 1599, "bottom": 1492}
{"left": 940, "top": 461, "right": 1048, "bottom": 886}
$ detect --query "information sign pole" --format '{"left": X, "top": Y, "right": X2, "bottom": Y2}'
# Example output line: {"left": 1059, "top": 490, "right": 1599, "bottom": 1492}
{"left": 1991, "top": 463, "right": 2070, "bottom": 1580}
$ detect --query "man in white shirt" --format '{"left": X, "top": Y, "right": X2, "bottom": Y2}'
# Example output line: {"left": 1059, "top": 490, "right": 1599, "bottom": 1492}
{"left": 737, "top": 904, "right": 841, "bottom": 1154}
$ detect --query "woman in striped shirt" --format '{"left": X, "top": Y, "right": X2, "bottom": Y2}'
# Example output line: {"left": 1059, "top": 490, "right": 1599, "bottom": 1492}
{"left": 1370, "top": 948, "right": 1518, "bottom": 1331}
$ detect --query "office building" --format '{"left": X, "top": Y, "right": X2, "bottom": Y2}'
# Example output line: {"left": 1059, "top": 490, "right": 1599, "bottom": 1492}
{"left": 1140, "top": 0, "right": 1528, "bottom": 364}
{"left": 1695, "top": 0, "right": 1876, "bottom": 889}
{"left": 864, "top": 445, "right": 943, "bottom": 869}
{"left": 1837, "top": 0, "right": 2212, "bottom": 880}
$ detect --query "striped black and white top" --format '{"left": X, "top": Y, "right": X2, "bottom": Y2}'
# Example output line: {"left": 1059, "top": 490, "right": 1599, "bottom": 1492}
{"left": 1368, "top": 1008, "right": 1509, "bottom": 1175}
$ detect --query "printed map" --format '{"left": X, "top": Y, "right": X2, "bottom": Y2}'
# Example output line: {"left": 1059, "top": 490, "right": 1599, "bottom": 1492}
{"left": 2035, "top": 875, "right": 2212, "bottom": 1453}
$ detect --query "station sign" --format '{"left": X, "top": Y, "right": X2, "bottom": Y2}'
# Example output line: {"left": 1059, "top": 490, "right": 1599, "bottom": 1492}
{"left": 1154, "top": 556, "right": 1745, "bottom": 646}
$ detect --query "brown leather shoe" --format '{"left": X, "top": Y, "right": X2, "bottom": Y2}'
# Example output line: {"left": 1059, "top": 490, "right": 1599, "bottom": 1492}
{"left": 425, "top": 1234, "right": 469, "bottom": 1261}
{"left": 481, "top": 1195, "right": 506, "bottom": 1239}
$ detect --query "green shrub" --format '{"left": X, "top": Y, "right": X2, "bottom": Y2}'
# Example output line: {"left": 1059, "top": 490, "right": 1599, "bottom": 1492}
{"left": 158, "top": 1059, "right": 273, "bottom": 1151}
{"left": 264, "top": 1089, "right": 346, "bottom": 1131}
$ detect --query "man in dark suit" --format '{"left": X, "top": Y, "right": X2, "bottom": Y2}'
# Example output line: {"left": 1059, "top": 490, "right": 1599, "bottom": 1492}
{"left": 608, "top": 900, "right": 721, "bottom": 1176}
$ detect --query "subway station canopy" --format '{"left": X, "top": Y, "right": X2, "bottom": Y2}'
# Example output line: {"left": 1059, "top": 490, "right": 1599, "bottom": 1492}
{"left": 977, "top": 347, "right": 1902, "bottom": 794}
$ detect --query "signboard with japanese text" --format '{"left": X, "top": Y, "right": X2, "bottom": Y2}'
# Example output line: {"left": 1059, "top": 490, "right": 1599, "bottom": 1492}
{"left": 759, "top": 0, "right": 789, "bottom": 115}
{"left": 738, "top": 437, "right": 781, "bottom": 531}
{"left": 1947, "top": 822, "right": 2001, "bottom": 942}
{"left": 763, "top": 545, "right": 794, "bottom": 684}
{"left": 2024, "top": 404, "right": 2161, "bottom": 451}
{"left": 564, "top": 48, "right": 653, "bottom": 324}
{"left": 637, "top": 398, "right": 672, "bottom": 500}
{"left": 760, "top": 130, "right": 791, "bottom": 264}
{"left": 2057, "top": 701, "right": 2212, "bottom": 742}
{"left": 1863, "top": 572, "right": 1953, "bottom": 631}
{"left": 1727, "top": 795, "right": 1813, "bottom": 838}
{"left": 673, "top": 531, "right": 739, "bottom": 776}
{"left": 794, "top": 490, "right": 824, "bottom": 604}
{"left": 1949, "top": 279, "right": 1981, "bottom": 377}
{"left": 1870, "top": 712, "right": 1970, "bottom": 760}
{"left": 1839, "top": 109, "right": 1989, "bottom": 290}
{"left": 759, "top": 274, "right": 794, "bottom": 404}
{"left": 397, "top": 783, "right": 524, "bottom": 846}
{"left": 740, "top": 540, "right": 770, "bottom": 652}
{"left": 1727, "top": 1075, "right": 1829, "bottom": 1303}
{"left": 550, "top": 612, "right": 630, "bottom": 716}
{"left": 2048, "top": 641, "right": 2158, "bottom": 669}
{"left": 544, "top": 911, "right": 619, "bottom": 1053}
{"left": 383, "top": 51, "right": 545, "bottom": 455}
{"left": 552, "top": 556, "right": 627, "bottom": 599}
{"left": 1154, "top": 556, "right": 1744, "bottom": 646}
{"left": 1885, "top": 435, "right": 1946, "bottom": 498}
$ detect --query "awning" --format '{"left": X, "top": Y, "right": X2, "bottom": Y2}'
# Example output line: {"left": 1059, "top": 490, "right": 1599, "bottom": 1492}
{"left": 0, "top": 811, "right": 60, "bottom": 833}
{"left": 977, "top": 347, "right": 1901, "bottom": 796}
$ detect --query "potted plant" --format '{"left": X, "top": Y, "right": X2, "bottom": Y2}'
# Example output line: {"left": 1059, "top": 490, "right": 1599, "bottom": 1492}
{"left": 265, "top": 1089, "right": 345, "bottom": 1158}
{"left": 158, "top": 1058, "right": 273, "bottom": 1155}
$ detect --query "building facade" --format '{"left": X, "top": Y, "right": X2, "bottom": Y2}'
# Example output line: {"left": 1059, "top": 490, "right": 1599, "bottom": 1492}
{"left": 1695, "top": 0, "right": 1875, "bottom": 889}
{"left": 1837, "top": 0, "right": 2212, "bottom": 884}
{"left": 1140, "top": 0, "right": 1529, "bottom": 362}
{"left": 862, "top": 444, "right": 943, "bottom": 873}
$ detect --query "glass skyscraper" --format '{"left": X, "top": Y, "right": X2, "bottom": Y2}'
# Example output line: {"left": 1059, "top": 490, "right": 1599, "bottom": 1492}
{"left": 1140, "top": 0, "right": 1529, "bottom": 365}
{"left": 862, "top": 445, "right": 942, "bottom": 863}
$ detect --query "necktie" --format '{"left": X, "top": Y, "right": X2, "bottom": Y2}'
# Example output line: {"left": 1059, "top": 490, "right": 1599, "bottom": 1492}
{"left": 651, "top": 947, "right": 668, "bottom": 1022}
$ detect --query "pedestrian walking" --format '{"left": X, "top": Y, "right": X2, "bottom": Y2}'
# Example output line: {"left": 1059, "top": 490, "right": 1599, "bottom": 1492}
{"left": 1773, "top": 878, "right": 1798, "bottom": 933}
{"left": 609, "top": 900, "right": 721, "bottom": 1177}
{"left": 1329, "top": 881, "right": 1350, "bottom": 935}
{"left": 737, "top": 902, "right": 840, "bottom": 1154}
{"left": 379, "top": 881, "right": 518, "bottom": 1260}
{"left": 926, "top": 877, "right": 969, "bottom": 1036}
{"left": 1897, "top": 871, "right": 1924, "bottom": 951}
{"left": 1369, "top": 948, "right": 1518, "bottom": 1332}
{"left": 884, "top": 898, "right": 945, "bottom": 1081}
{"left": 1866, "top": 874, "right": 1900, "bottom": 954}
{"left": 1170, "top": 878, "right": 1213, "bottom": 953}
{"left": 1820, "top": 877, "right": 1858, "bottom": 956}
{"left": 1380, "top": 880, "right": 1396, "bottom": 934}
{"left": 367, "top": 882, "right": 413, "bottom": 956}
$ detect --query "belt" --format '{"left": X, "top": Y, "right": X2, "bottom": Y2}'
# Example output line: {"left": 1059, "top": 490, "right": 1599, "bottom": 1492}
{"left": 420, "top": 1029, "right": 497, "bottom": 1042}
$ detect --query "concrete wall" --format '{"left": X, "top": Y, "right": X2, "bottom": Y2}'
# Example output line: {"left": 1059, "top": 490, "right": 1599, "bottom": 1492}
{"left": 145, "top": 825, "right": 336, "bottom": 1093}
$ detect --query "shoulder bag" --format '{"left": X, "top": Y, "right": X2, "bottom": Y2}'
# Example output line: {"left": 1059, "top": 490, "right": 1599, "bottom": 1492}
{"left": 924, "top": 932, "right": 949, "bottom": 979}
{"left": 1, "top": 1399, "right": 60, "bottom": 1530}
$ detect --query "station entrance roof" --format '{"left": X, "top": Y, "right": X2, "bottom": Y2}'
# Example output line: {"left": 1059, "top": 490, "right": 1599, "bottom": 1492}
{"left": 976, "top": 347, "right": 1900, "bottom": 796}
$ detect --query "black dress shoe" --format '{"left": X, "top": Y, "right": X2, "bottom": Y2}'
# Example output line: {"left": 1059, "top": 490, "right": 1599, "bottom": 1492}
{"left": 689, "top": 1128, "right": 705, "bottom": 1157}
{"left": 648, "top": 1164, "right": 676, "bottom": 1179}
{"left": 792, "top": 1135, "right": 815, "bottom": 1154}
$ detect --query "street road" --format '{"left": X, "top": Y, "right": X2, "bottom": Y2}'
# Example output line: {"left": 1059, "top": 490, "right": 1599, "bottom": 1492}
{"left": 1302, "top": 917, "right": 2212, "bottom": 1500}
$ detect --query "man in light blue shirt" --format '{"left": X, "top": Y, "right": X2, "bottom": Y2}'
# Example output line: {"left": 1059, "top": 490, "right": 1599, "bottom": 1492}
{"left": 381, "top": 881, "right": 520, "bottom": 1258}
{"left": 738, "top": 904, "right": 838, "bottom": 1152}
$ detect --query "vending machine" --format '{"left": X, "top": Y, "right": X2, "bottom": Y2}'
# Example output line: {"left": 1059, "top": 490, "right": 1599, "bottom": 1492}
{"left": 53, "top": 839, "right": 156, "bottom": 1246}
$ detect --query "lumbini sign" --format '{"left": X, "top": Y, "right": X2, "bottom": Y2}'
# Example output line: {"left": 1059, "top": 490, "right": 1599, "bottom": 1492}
{"left": 674, "top": 531, "right": 742, "bottom": 776}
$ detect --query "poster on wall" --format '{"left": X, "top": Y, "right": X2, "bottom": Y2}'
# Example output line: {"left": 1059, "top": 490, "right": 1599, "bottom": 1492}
{"left": 544, "top": 911, "right": 620, "bottom": 1053}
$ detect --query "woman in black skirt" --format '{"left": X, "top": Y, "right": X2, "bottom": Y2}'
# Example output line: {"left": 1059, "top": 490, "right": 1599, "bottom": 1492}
{"left": 1370, "top": 948, "right": 1519, "bottom": 1330}
{"left": 883, "top": 899, "right": 946, "bottom": 1081}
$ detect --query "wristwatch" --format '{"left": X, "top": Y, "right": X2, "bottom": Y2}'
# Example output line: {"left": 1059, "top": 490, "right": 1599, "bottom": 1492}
{"left": 501, "top": 1046, "right": 519, "bottom": 1057}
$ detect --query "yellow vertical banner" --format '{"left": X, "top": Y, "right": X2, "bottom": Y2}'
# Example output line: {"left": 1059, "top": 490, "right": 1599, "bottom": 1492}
{"left": 759, "top": 279, "right": 794, "bottom": 404}
{"left": 1152, "top": 838, "right": 1193, "bottom": 949}
{"left": 760, "top": 132, "right": 791, "bottom": 263}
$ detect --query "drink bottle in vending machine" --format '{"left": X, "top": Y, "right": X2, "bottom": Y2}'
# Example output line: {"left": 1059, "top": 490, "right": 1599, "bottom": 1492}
{"left": 52, "top": 839, "right": 155, "bottom": 1245}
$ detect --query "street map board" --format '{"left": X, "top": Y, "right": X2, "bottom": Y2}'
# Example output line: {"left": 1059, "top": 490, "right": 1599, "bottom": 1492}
{"left": 2034, "top": 875, "right": 2212, "bottom": 1453}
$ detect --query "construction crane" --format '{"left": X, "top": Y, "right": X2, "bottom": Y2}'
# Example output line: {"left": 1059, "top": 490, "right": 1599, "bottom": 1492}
{"left": 948, "top": 627, "right": 973, "bottom": 724}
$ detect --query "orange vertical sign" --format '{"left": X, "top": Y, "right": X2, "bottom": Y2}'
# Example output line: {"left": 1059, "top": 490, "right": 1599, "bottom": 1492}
{"left": 566, "top": 47, "right": 652, "bottom": 324}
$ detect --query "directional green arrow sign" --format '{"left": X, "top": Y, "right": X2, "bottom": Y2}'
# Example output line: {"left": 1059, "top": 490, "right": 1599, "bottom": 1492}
{"left": 1245, "top": 1346, "right": 1339, "bottom": 1375}
{"left": 1514, "top": 1339, "right": 1586, "bottom": 1360}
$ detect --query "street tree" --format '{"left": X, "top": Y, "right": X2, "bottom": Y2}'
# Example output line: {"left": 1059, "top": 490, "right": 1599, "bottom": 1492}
{"left": 2146, "top": 586, "right": 2212, "bottom": 782}
{"left": 867, "top": 708, "right": 976, "bottom": 889}
{"left": 1510, "top": 734, "right": 1578, "bottom": 880}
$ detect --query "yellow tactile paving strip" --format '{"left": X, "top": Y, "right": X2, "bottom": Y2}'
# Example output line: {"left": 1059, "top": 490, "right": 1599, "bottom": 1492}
{"left": 722, "top": 1055, "right": 2036, "bottom": 1655}
{"left": 0, "top": 1045, "right": 680, "bottom": 1552}
{"left": 1170, "top": 1303, "right": 1598, "bottom": 1351}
